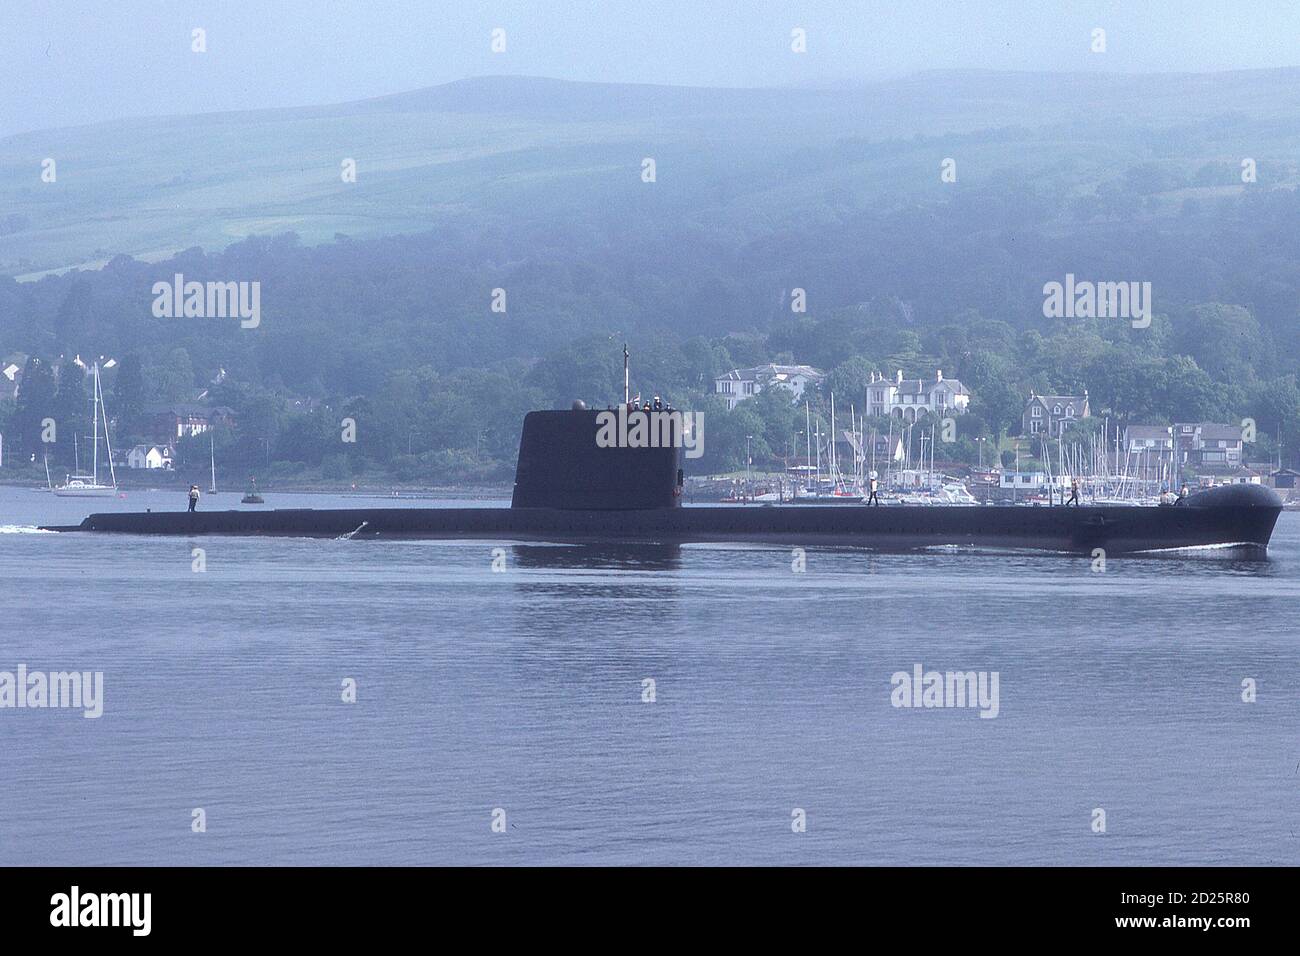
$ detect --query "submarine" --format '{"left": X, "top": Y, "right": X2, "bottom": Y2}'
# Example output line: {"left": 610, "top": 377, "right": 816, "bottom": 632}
{"left": 43, "top": 400, "right": 1283, "bottom": 555}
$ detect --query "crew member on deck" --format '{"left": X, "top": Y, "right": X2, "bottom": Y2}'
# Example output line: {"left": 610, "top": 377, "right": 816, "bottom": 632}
{"left": 1178, "top": 483, "right": 1190, "bottom": 501}
{"left": 188, "top": 485, "right": 200, "bottom": 512}
{"left": 1067, "top": 478, "right": 1080, "bottom": 507}
{"left": 867, "top": 470, "right": 881, "bottom": 506}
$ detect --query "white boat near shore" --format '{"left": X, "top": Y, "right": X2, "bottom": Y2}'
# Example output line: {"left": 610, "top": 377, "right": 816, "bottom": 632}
{"left": 52, "top": 363, "right": 118, "bottom": 498}
{"left": 52, "top": 478, "right": 118, "bottom": 498}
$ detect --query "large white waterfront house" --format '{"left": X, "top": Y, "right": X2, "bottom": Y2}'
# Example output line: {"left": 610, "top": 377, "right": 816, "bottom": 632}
{"left": 714, "top": 364, "right": 971, "bottom": 418}
{"left": 867, "top": 370, "right": 971, "bottom": 421}
{"left": 713, "top": 364, "right": 825, "bottom": 411}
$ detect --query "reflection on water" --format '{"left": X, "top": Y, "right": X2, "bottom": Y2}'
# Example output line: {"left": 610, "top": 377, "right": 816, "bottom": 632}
{"left": 510, "top": 542, "right": 683, "bottom": 571}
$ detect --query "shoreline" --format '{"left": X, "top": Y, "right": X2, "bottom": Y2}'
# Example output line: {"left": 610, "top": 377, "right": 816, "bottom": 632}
{"left": 0, "top": 476, "right": 514, "bottom": 498}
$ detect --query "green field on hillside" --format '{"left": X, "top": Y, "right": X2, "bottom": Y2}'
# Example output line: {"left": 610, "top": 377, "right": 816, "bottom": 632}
{"left": 4, "top": 71, "right": 1300, "bottom": 277}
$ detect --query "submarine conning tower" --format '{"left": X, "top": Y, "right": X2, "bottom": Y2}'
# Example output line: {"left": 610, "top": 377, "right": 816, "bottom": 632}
{"left": 511, "top": 405, "right": 686, "bottom": 510}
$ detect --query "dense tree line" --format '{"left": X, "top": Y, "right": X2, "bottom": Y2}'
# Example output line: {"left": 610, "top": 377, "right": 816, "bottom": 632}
{"left": 8, "top": 291, "right": 1290, "bottom": 482}
{"left": 1, "top": 170, "right": 1297, "bottom": 481}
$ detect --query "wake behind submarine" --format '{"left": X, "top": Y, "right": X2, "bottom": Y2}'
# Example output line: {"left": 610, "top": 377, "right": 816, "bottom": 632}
{"left": 44, "top": 400, "right": 1283, "bottom": 555}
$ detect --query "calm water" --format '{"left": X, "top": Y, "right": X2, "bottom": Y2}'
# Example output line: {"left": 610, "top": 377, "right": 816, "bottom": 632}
{"left": 1, "top": 486, "right": 1297, "bottom": 866}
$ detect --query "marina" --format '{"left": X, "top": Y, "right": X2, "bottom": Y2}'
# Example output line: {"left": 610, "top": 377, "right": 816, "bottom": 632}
{"left": 43, "top": 404, "right": 1284, "bottom": 555}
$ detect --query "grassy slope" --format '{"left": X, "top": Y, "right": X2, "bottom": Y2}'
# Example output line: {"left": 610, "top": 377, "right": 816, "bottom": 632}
{"left": 3, "top": 71, "right": 1300, "bottom": 277}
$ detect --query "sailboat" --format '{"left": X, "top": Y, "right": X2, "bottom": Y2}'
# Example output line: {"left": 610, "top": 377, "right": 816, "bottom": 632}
{"left": 788, "top": 396, "right": 863, "bottom": 504}
{"left": 53, "top": 362, "right": 118, "bottom": 497}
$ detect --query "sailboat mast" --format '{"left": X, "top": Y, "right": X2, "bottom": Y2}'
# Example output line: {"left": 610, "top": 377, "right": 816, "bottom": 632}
{"left": 829, "top": 393, "right": 837, "bottom": 488}
{"left": 91, "top": 363, "right": 100, "bottom": 483}
{"left": 850, "top": 404, "right": 856, "bottom": 483}
{"left": 98, "top": 364, "right": 116, "bottom": 488}
{"left": 930, "top": 421, "right": 936, "bottom": 482}
{"left": 815, "top": 417, "right": 821, "bottom": 488}
{"left": 887, "top": 418, "right": 894, "bottom": 485}
{"left": 805, "top": 402, "right": 812, "bottom": 489}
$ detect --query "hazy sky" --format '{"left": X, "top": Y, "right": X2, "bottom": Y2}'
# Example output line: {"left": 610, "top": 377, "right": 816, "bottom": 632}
{"left": 4, "top": 0, "right": 1299, "bottom": 134}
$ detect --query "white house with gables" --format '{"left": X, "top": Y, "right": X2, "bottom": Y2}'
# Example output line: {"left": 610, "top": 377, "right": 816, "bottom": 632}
{"left": 127, "top": 444, "right": 175, "bottom": 470}
{"left": 714, "top": 364, "right": 824, "bottom": 411}
{"left": 866, "top": 370, "right": 971, "bottom": 422}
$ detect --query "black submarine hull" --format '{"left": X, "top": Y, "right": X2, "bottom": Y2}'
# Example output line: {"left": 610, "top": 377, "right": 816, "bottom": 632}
{"left": 39, "top": 411, "right": 1285, "bottom": 554}
{"left": 50, "top": 484, "right": 1283, "bottom": 555}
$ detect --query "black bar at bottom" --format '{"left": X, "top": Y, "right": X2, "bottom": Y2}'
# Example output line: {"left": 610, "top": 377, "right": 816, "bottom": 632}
{"left": 0, "top": 866, "right": 1283, "bottom": 941}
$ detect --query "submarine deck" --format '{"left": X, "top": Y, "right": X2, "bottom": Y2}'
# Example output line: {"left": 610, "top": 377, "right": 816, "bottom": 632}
{"left": 43, "top": 484, "right": 1283, "bottom": 555}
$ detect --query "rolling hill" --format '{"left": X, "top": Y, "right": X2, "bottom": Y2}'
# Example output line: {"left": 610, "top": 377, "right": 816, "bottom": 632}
{"left": 4, "top": 70, "right": 1300, "bottom": 278}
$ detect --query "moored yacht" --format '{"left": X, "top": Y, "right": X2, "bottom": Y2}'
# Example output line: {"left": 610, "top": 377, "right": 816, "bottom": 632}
{"left": 52, "top": 363, "right": 118, "bottom": 498}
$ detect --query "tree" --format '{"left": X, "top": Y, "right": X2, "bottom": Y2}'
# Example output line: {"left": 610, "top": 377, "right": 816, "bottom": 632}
{"left": 277, "top": 412, "right": 335, "bottom": 466}
{"left": 53, "top": 281, "right": 94, "bottom": 349}
{"left": 112, "top": 354, "right": 147, "bottom": 442}
{"left": 748, "top": 386, "right": 803, "bottom": 468}
{"left": 883, "top": 331, "right": 929, "bottom": 376}
{"left": 680, "top": 337, "right": 733, "bottom": 391}
{"left": 1247, "top": 375, "right": 1300, "bottom": 466}
{"left": 691, "top": 396, "right": 766, "bottom": 474}
{"left": 962, "top": 350, "right": 1022, "bottom": 440}
{"left": 1170, "top": 304, "right": 1269, "bottom": 386}
{"left": 12, "top": 357, "right": 56, "bottom": 460}
{"left": 825, "top": 356, "right": 876, "bottom": 406}
{"left": 150, "top": 348, "right": 196, "bottom": 403}
{"left": 1159, "top": 355, "right": 1224, "bottom": 423}
{"left": 525, "top": 335, "right": 623, "bottom": 406}
{"left": 51, "top": 365, "right": 89, "bottom": 468}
